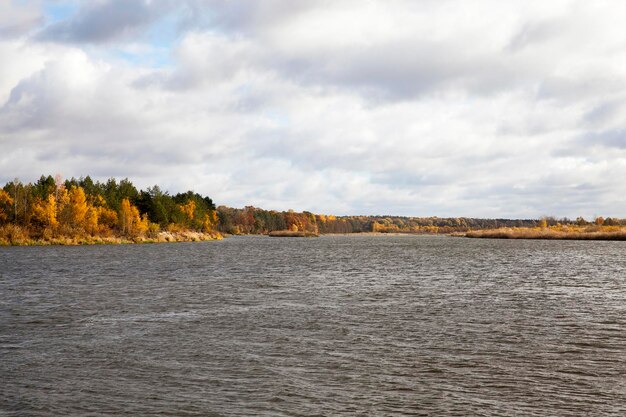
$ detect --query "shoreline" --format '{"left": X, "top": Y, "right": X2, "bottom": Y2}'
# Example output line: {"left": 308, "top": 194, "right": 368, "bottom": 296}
{"left": 0, "top": 231, "right": 451, "bottom": 245}
{"left": 0, "top": 231, "right": 223, "bottom": 246}
{"left": 6, "top": 228, "right": 626, "bottom": 244}
{"left": 462, "top": 227, "right": 626, "bottom": 241}
{"left": 321, "top": 232, "right": 444, "bottom": 236}
{"left": 268, "top": 230, "right": 319, "bottom": 237}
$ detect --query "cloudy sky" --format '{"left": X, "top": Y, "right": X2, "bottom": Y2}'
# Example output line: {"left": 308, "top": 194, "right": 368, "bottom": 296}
{"left": 1, "top": 0, "right": 626, "bottom": 218}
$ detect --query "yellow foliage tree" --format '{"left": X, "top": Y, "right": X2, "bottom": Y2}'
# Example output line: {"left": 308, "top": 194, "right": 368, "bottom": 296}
{"left": 84, "top": 206, "right": 99, "bottom": 235}
{"left": 55, "top": 186, "right": 70, "bottom": 224}
{"left": 179, "top": 200, "right": 196, "bottom": 222}
{"left": 119, "top": 198, "right": 145, "bottom": 237}
{"left": 0, "top": 189, "right": 14, "bottom": 223}
{"left": 31, "top": 194, "right": 58, "bottom": 228}
{"left": 202, "top": 210, "right": 218, "bottom": 232}
{"left": 93, "top": 195, "right": 107, "bottom": 207}
{"left": 97, "top": 206, "right": 118, "bottom": 232}
{"left": 67, "top": 186, "right": 88, "bottom": 226}
{"left": 137, "top": 213, "right": 149, "bottom": 235}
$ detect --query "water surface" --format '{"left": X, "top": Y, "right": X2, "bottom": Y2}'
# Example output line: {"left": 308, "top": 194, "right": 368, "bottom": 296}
{"left": 1, "top": 235, "right": 625, "bottom": 416}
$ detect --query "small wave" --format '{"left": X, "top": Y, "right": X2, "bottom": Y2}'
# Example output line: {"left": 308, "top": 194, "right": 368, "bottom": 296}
{"left": 81, "top": 311, "right": 200, "bottom": 325}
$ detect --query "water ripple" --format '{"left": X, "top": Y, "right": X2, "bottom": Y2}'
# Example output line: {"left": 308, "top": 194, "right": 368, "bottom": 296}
{"left": 1, "top": 236, "right": 625, "bottom": 416}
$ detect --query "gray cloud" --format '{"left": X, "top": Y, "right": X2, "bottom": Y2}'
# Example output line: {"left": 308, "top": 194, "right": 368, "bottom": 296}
{"left": 583, "top": 99, "right": 625, "bottom": 127}
{"left": 129, "top": 2, "right": 620, "bottom": 107}
{"left": 33, "top": 0, "right": 316, "bottom": 45}
{"left": 579, "top": 129, "right": 626, "bottom": 150}
{"left": 507, "top": 19, "right": 562, "bottom": 52}
{"left": 37, "top": 0, "right": 173, "bottom": 43}
{"left": 177, "top": 0, "right": 318, "bottom": 33}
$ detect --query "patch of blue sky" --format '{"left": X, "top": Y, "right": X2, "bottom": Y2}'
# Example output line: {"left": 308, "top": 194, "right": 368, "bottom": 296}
{"left": 42, "top": 1, "right": 79, "bottom": 24}
{"left": 145, "top": 12, "right": 180, "bottom": 50}
{"left": 110, "top": 45, "right": 173, "bottom": 68}
{"left": 108, "top": 13, "right": 183, "bottom": 69}
{"left": 111, "top": 13, "right": 184, "bottom": 68}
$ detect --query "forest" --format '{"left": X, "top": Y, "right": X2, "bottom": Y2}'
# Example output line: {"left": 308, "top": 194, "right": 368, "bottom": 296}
{"left": 215, "top": 206, "right": 547, "bottom": 235}
{"left": 0, "top": 175, "right": 219, "bottom": 244}
{"left": 1, "top": 175, "right": 623, "bottom": 244}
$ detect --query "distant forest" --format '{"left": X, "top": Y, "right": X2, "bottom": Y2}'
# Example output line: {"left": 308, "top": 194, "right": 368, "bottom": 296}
{"left": 0, "top": 175, "right": 621, "bottom": 243}
{"left": 217, "top": 206, "right": 545, "bottom": 235}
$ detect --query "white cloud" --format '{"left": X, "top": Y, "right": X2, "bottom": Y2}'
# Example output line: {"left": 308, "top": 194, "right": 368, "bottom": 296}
{"left": 0, "top": 0, "right": 43, "bottom": 38}
{"left": 2, "top": 1, "right": 626, "bottom": 218}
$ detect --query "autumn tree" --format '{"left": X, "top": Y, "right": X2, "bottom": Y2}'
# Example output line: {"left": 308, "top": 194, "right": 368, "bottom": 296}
{"left": 179, "top": 200, "right": 196, "bottom": 226}
{"left": 68, "top": 186, "right": 88, "bottom": 226}
{"left": 118, "top": 198, "right": 147, "bottom": 237}
{"left": 2, "top": 179, "right": 27, "bottom": 224}
{"left": 55, "top": 184, "right": 69, "bottom": 222}
{"left": 58, "top": 186, "right": 88, "bottom": 229}
{"left": 30, "top": 194, "right": 57, "bottom": 229}
{"left": 97, "top": 205, "right": 118, "bottom": 233}
{"left": 84, "top": 206, "right": 99, "bottom": 235}
{"left": 54, "top": 174, "right": 63, "bottom": 201}
{"left": 173, "top": 191, "right": 218, "bottom": 232}
{"left": 119, "top": 198, "right": 137, "bottom": 235}
{"left": 0, "top": 189, "right": 14, "bottom": 223}
{"left": 202, "top": 210, "right": 218, "bottom": 232}
{"left": 1, "top": 175, "right": 221, "bottom": 241}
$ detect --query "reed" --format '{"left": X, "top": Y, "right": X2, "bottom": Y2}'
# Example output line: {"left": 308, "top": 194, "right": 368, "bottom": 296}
{"left": 464, "top": 226, "right": 626, "bottom": 240}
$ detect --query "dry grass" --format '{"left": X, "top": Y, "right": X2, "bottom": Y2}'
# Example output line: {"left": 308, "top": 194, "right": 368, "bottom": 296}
{"left": 464, "top": 226, "right": 626, "bottom": 241}
{"left": 268, "top": 230, "right": 319, "bottom": 237}
{"left": 0, "top": 224, "right": 30, "bottom": 245}
{"left": 0, "top": 225, "right": 222, "bottom": 246}
{"left": 153, "top": 231, "right": 223, "bottom": 243}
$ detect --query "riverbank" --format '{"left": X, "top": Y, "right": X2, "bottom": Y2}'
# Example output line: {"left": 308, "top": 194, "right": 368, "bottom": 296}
{"left": 463, "top": 226, "right": 626, "bottom": 240}
{"left": 268, "top": 230, "right": 319, "bottom": 237}
{"left": 0, "top": 226, "right": 222, "bottom": 246}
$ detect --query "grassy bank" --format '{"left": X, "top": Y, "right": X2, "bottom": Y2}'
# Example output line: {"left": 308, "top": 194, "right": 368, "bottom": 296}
{"left": 268, "top": 230, "right": 319, "bottom": 237}
{"left": 464, "top": 226, "right": 626, "bottom": 240}
{"left": 0, "top": 225, "right": 222, "bottom": 246}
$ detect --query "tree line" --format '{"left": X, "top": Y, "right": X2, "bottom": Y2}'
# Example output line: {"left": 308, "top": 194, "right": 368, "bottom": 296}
{"left": 2, "top": 174, "right": 620, "bottom": 243}
{"left": 0, "top": 175, "right": 217, "bottom": 241}
{"left": 215, "top": 206, "right": 551, "bottom": 235}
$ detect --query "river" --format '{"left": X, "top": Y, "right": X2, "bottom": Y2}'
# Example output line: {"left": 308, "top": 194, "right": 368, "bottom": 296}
{"left": 1, "top": 235, "right": 625, "bottom": 416}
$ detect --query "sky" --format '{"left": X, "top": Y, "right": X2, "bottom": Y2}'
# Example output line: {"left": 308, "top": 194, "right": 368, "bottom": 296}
{"left": 1, "top": 0, "right": 626, "bottom": 219}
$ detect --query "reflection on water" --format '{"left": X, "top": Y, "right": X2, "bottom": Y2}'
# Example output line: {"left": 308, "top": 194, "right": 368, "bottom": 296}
{"left": 1, "top": 236, "right": 625, "bottom": 416}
